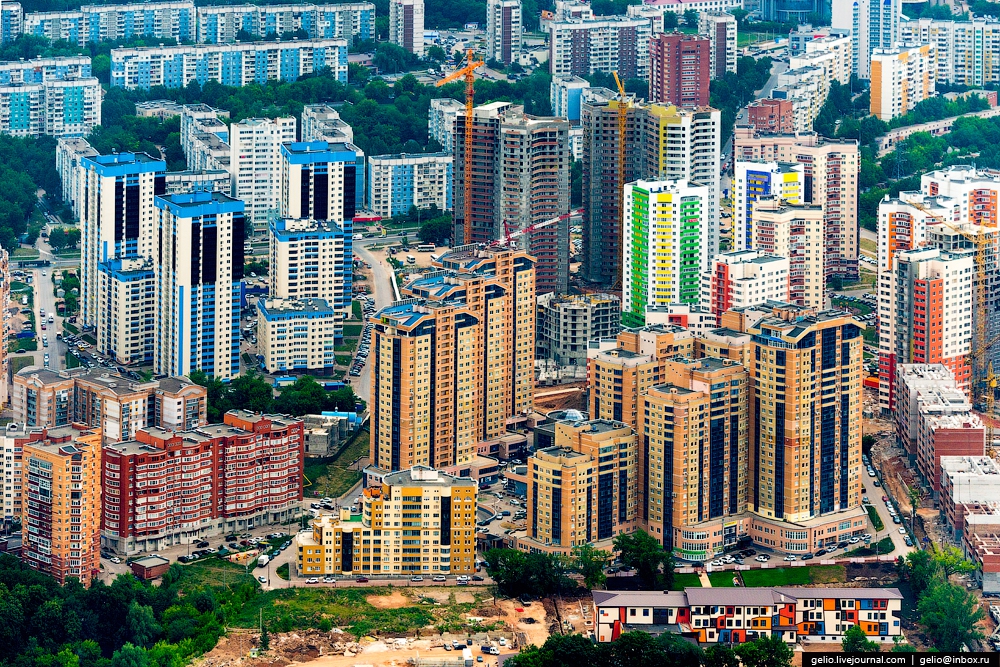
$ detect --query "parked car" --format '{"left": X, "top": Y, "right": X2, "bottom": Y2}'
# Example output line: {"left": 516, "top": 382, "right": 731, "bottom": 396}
{"left": 783, "top": 555, "right": 796, "bottom": 561}
{"left": 411, "top": 576, "right": 424, "bottom": 582}
{"left": 306, "top": 578, "right": 319, "bottom": 584}
{"left": 356, "top": 576, "right": 370, "bottom": 583}
{"left": 433, "top": 575, "right": 447, "bottom": 582}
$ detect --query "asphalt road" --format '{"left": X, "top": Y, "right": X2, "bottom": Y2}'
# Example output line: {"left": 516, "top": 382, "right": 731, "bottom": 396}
{"left": 29, "top": 266, "right": 66, "bottom": 371}
{"left": 351, "top": 241, "right": 397, "bottom": 408}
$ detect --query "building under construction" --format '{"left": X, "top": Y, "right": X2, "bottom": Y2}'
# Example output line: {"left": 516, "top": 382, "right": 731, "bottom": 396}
{"left": 579, "top": 88, "right": 722, "bottom": 288}
{"left": 453, "top": 101, "right": 572, "bottom": 294}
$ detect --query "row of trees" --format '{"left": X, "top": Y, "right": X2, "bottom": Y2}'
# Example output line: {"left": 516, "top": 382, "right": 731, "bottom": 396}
{"left": 508, "top": 630, "right": 793, "bottom": 667}
{"left": 898, "top": 546, "right": 983, "bottom": 651}
{"left": 710, "top": 56, "right": 775, "bottom": 145}
{"left": 189, "top": 371, "right": 361, "bottom": 423}
{"left": 485, "top": 530, "right": 674, "bottom": 597}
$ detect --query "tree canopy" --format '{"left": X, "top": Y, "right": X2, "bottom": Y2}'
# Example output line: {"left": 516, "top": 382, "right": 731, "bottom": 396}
{"left": 613, "top": 529, "right": 673, "bottom": 590}
{"left": 189, "top": 371, "right": 361, "bottom": 422}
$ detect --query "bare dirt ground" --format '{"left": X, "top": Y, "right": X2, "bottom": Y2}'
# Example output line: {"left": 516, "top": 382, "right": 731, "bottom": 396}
{"left": 496, "top": 598, "right": 551, "bottom": 648}
{"left": 533, "top": 382, "right": 587, "bottom": 412}
{"left": 367, "top": 591, "right": 410, "bottom": 609}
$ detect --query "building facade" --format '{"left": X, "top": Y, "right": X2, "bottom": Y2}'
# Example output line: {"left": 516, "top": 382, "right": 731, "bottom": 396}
{"left": 486, "top": 0, "right": 521, "bottom": 65}
{"left": 153, "top": 192, "right": 245, "bottom": 380}
{"left": 110, "top": 39, "right": 349, "bottom": 90}
{"left": 870, "top": 44, "right": 936, "bottom": 121}
{"left": 746, "top": 98, "right": 794, "bottom": 135}
{"left": 698, "top": 12, "right": 737, "bottom": 80}
{"left": 622, "top": 179, "right": 710, "bottom": 327}
{"left": 297, "top": 467, "right": 477, "bottom": 576}
{"left": 732, "top": 160, "right": 803, "bottom": 253}
{"left": 24, "top": 1, "right": 195, "bottom": 45}
{"left": 700, "top": 250, "right": 790, "bottom": 324}
{"left": 389, "top": 0, "right": 424, "bottom": 56}
{"left": 280, "top": 140, "right": 363, "bottom": 225}
{"left": 102, "top": 411, "right": 304, "bottom": 554}
{"left": 268, "top": 218, "right": 353, "bottom": 321}
{"left": 229, "top": 117, "right": 296, "bottom": 231}
{"left": 366, "top": 152, "right": 452, "bottom": 218}
{"left": 256, "top": 298, "right": 340, "bottom": 373}
{"left": 548, "top": 16, "right": 651, "bottom": 80}
{"left": 648, "top": 33, "right": 710, "bottom": 107}
{"left": 22, "top": 428, "right": 102, "bottom": 586}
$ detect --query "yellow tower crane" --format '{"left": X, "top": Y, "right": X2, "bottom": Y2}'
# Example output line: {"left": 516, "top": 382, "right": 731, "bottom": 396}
{"left": 436, "top": 49, "right": 484, "bottom": 245}
{"left": 612, "top": 71, "right": 629, "bottom": 292}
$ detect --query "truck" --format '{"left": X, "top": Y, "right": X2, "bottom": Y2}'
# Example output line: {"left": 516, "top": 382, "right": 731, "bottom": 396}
{"left": 257, "top": 554, "right": 270, "bottom": 567}
{"left": 481, "top": 645, "right": 499, "bottom": 655}
{"left": 462, "top": 648, "right": 473, "bottom": 667}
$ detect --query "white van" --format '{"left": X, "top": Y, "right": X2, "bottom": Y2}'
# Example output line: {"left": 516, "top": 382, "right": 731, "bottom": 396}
{"left": 257, "top": 554, "right": 270, "bottom": 567}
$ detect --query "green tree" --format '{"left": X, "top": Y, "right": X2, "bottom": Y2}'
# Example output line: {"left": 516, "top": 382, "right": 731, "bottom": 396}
{"left": 663, "top": 12, "right": 678, "bottom": 29}
{"left": 125, "top": 602, "right": 160, "bottom": 649}
{"left": 111, "top": 644, "right": 149, "bottom": 667}
{"left": 735, "top": 634, "right": 794, "bottom": 667}
{"left": 418, "top": 215, "right": 453, "bottom": 245}
{"left": 571, "top": 544, "right": 609, "bottom": 590}
{"left": 613, "top": 529, "right": 673, "bottom": 590}
{"left": 506, "top": 633, "right": 596, "bottom": 667}
{"left": 918, "top": 582, "right": 985, "bottom": 651}
{"left": 426, "top": 45, "right": 446, "bottom": 62}
{"left": 227, "top": 370, "right": 274, "bottom": 414}
{"left": 932, "top": 544, "right": 977, "bottom": 577}
{"left": 892, "top": 636, "right": 917, "bottom": 652}
{"left": 683, "top": 9, "right": 699, "bottom": 26}
{"left": 260, "top": 623, "right": 269, "bottom": 651}
{"left": 902, "top": 548, "right": 942, "bottom": 597}
{"left": 704, "top": 644, "right": 740, "bottom": 667}
{"left": 842, "top": 625, "right": 880, "bottom": 653}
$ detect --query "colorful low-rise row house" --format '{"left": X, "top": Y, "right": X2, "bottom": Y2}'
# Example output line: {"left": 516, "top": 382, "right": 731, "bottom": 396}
{"left": 593, "top": 588, "right": 903, "bottom": 644}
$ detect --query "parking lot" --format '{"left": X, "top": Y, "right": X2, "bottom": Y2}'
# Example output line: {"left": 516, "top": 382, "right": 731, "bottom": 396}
{"left": 349, "top": 294, "right": 375, "bottom": 377}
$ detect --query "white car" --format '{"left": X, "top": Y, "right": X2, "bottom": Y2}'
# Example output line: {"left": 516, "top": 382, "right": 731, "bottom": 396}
{"left": 783, "top": 555, "right": 797, "bottom": 561}
{"left": 306, "top": 577, "right": 319, "bottom": 584}
{"left": 849, "top": 537, "right": 860, "bottom": 544}
{"left": 899, "top": 527, "right": 907, "bottom": 535}
{"left": 499, "top": 638, "right": 507, "bottom": 647}
{"left": 755, "top": 555, "right": 768, "bottom": 562}
{"left": 433, "top": 575, "right": 447, "bottom": 582}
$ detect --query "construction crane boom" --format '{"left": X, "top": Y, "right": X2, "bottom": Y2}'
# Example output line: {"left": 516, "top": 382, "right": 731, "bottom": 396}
{"left": 612, "top": 71, "right": 628, "bottom": 292}
{"left": 490, "top": 209, "right": 584, "bottom": 248}
{"left": 436, "top": 49, "right": 484, "bottom": 245}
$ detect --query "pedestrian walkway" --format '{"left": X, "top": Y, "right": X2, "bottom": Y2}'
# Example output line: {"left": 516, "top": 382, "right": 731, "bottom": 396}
{"left": 699, "top": 571, "right": 711, "bottom": 587}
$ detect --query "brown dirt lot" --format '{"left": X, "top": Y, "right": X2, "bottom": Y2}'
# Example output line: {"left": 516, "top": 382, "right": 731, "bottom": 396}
{"left": 367, "top": 591, "right": 410, "bottom": 609}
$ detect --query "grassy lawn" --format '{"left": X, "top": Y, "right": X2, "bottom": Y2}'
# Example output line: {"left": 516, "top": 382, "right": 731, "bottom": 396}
{"left": 863, "top": 327, "right": 877, "bottom": 345}
{"left": 65, "top": 351, "right": 82, "bottom": 369}
{"left": 860, "top": 238, "right": 877, "bottom": 256}
{"left": 11, "top": 248, "right": 39, "bottom": 258}
{"left": 9, "top": 339, "right": 37, "bottom": 352}
{"left": 867, "top": 505, "right": 885, "bottom": 531}
{"left": 846, "top": 536, "right": 895, "bottom": 558}
{"left": 336, "top": 355, "right": 352, "bottom": 366}
{"left": 352, "top": 301, "right": 362, "bottom": 319}
{"left": 304, "top": 428, "right": 369, "bottom": 499}
{"left": 708, "top": 571, "right": 739, "bottom": 587}
{"left": 10, "top": 356, "right": 34, "bottom": 374}
{"left": 671, "top": 572, "right": 703, "bottom": 590}
{"left": 741, "top": 565, "right": 846, "bottom": 588}
{"left": 62, "top": 321, "right": 78, "bottom": 334}
{"left": 276, "top": 563, "right": 290, "bottom": 580}
{"left": 177, "top": 557, "right": 259, "bottom": 592}
{"left": 82, "top": 334, "right": 96, "bottom": 345}
{"left": 343, "top": 323, "right": 363, "bottom": 337}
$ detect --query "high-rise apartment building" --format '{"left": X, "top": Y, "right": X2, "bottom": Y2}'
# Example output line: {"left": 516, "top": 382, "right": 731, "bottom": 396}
{"left": 750, "top": 197, "right": 825, "bottom": 309}
{"left": 154, "top": 192, "right": 245, "bottom": 380}
{"left": 297, "top": 467, "right": 477, "bottom": 575}
{"left": 548, "top": 16, "right": 651, "bottom": 80}
{"left": 0, "top": 77, "right": 102, "bottom": 139}
{"left": 746, "top": 99, "right": 794, "bottom": 135}
{"left": 870, "top": 44, "right": 936, "bottom": 121}
{"left": 22, "top": 427, "right": 102, "bottom": 586}
{"left": 268, "top": 218, "right": 353, "bottom": 337}
{"left": 642, "top": 357, "right": 748, "bottom": 557}
{"left": 256, "top": 298, "right": 341, "bottom": 373}
{"left": 749, "top": 305, "right": 863, "bottom": 521}
{"left": 841, "top": 0, "right": 901, "bottom": 79}
{"left": 102, "top": 411, "right": 304, "bottom": 554}
{"left": 1, "top": 3, "right": 22, "bottom": 43}
{"left": 24, "top": 1, "right": 195, "bottom": 45}
{"left": 622, "top": 179, "right": 710, "bottom": 327}
{"left": 880, "top": 246, "right": 974, "bottom": 416}
{"left": 524, "top": 419, "right": 637, "bottom": 553}
{"left": 698, "top": 12, "right": 737, "bottom": 79}
{"left": 428, "top": 98, "right": 464, "bottom": 151}
{"left": 0, "top": 424, "right": 38, "bottom": 528}
{"left": 389, "top": 0, "right": 424, "bottom": 56}
{"left": 12, "top": 367, "right": 208, "bottom": 441}
{"left": 79, "top": 152, "right": 166, "bottom": 329}
{"left": 769, "top": 64, "right": 828, "bottom": 134}
{"left": 700, "top": 250, "right": 790, "bottom": 324}
{"left": 55, "top": 137, "right": 98, "bottom": 221}
{"left": 96, "top": 257, "right": 156, "bottom": 365}
{"left": 901, "top": 15, "right": 1000, "bottom": 87}
{"left": 648, "top": 33, "right": 710, "bottom": 107}
{"left": 229, "top": 117, "right": 296, "bottom": 231}
{"left": 581, "top": 94, "right": 722, "bottom": 286}
{"left": 370, "top": 247, "right": 535, "bottom": 472}
{"left": 732, "top": 161, "right": 803, "bottom": 252}
{"left": 280, "top": 140, "right": 363, "bottom": 224}
{"left": 486, "top": 0, "right": 521, "bottom": 65}
{"left": 454, "top": 103, "right": 571, "bottom": 294}
{"left": 110, "top": 39, "right": 349, "bottom": 90}
{"left": 733, "top": 128, "right": 860, "bottom": 282}
{"left": 366, "top": 152, "right": 452, "bottom": 218}
{"left": 550, "top": 75, "right": 590, "bottom": 123}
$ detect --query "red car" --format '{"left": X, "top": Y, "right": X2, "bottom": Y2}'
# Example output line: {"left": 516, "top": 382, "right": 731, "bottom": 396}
{"left": 356, "top": 576, "right": 369, "bottom": 583}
